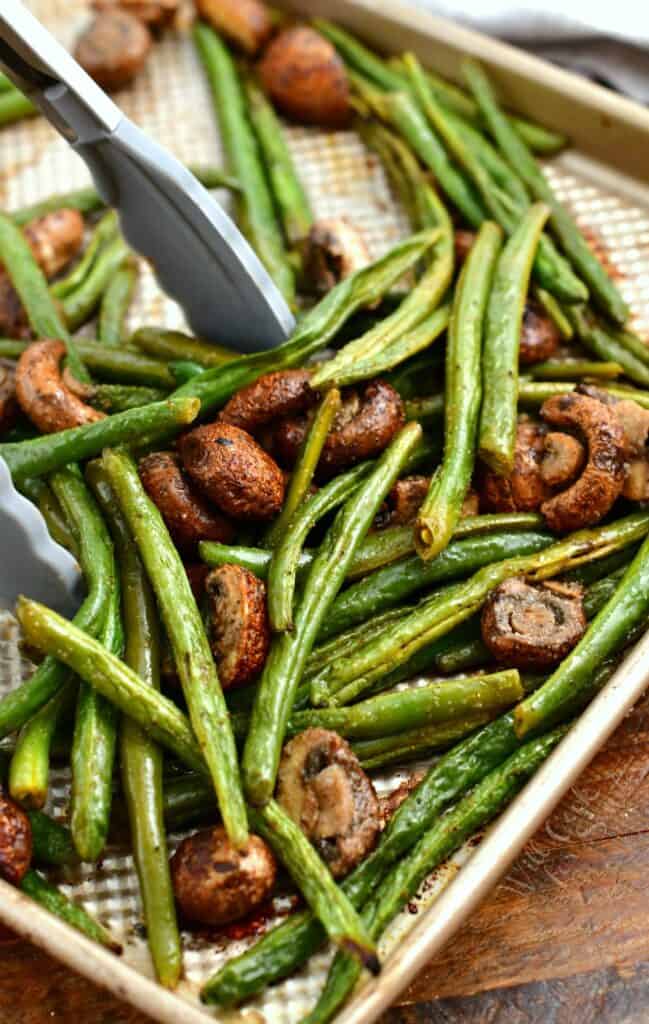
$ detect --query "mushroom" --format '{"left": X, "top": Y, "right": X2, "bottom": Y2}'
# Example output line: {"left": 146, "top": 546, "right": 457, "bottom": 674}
{"left": 519, "top": 299, "right": 561, "bottom": 366}
{"left": 623, "top": 457, "right": 649, "bottom": 502}
{"left": 0, "top": 789, "right": 32, "bottom": 886}
{"left": 178, "top": 421, "right": 285, "bottom": 520}
{"left": 276, "top": 728, "right": 380, "bottom": 878}
{"left": 375, "top": 474, "right": 429, "bottom": 529}
{"left": 139, "top": 450, "right": 234, "bottom": 552}
{"left": 15, "top": 339, "right": 105, "bottom": 434}
{"left": 195, "top": 0, "right": 274, "bottom": 55}
{"left": 276, "top": 379, "right": 405, "bottom": 476}
{"left": 454, "top": 229, "right": 476, "bottom": 266}
{"left": 170, "top": 826, "right": 277, "bottom": 925}
{"left": 540, "top": 431, "right": 586, "bottom": 489}
{"left": 0, "top": 364, "right": 19, "bottom": 436}
{"left": 219, "top": 369, "right": 318, "bottom": 436}
{"left": 540, "top": 392, "right": 626, "bottom": 532}
{"left": 92, "top": 0, "right": 180, "bottom": 30}
{"left": 575, "top": 384, "right": 649, "bottom": 503}
{"left": 0, "top": 273, "right": 28, "bottom": 337}
{"left": 74, "top": 10, "right": 153, "bottom": 91}
{"left": 206, "top": 564, "right": 270, "bottom": 689}
{"left": 304, "top": 218, "right": 370, "bottom": 294}
{"left": 481, "top": 577, "right": 587, "bottom": 669}
{"left": 478, "top": 419, "right": 551, "bottom": 513}
{"left": 257, "top": 26, "right": 351, "bottom": 127}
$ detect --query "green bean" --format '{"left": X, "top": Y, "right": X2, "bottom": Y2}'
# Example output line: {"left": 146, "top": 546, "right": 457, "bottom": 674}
{"left": 530, "top": 359, "right": 623, "bottom": 380}
{"left": 169, "top": 360, "right": 205, "bottom": 385}
{"left": 102, "top": 448, "right": 247, "bottom": 847}
{"left": 20, "top": 869, "right": 122, "bottom": 952}
{"left": 28, "top": 811, "right": 78, "bottom": 867}
{"left": 0, "top": 89, "right": 37, "bottom": 126}
{"left": 265, "top": 389, "right": 341, "bottom": 560}
{"left": 163, "top": 774, "right": 217, "bottom": 829}
{"left": 91, "top": 384, "right": 168, "bottom": 413}
{"left": 534, "top": 287, "right": 574, "bottom": 340}
{"left": 606, "top": 326, "right": 649, "bottom": 369}
{"left": 98, "top": 259, "right": 138, "bottom": 346}
{"left": 0, "top": 73, "right": 14, "bottom": 92}
{"left": 251, "top": 800, "right": 378, "bottom": 971}
{"left": 353, "top": 715, "right": 493, "bottom": 770}
{"left": 463, "top": 60, "right": 628, "bottom": 324}
{"left": 404, "top": 392, "right": 443, "bottom": 423}
{"left": 0, "top": 466, "right": 113, "bottom": 738}
{"left": 194, "top": 23, "right": 295, "bottom": 304}
{"left": 37, "top": 484, "right": 79, "bottom": 557}
{"left": 565, "top": 544, "right": 637, "bottom": 586}
{"left": 200, "top": 541, "right": 306, "bottom": 578}
{"left": 51, "top": 211, "right": 119, "bottom": 300}
{"left": 302, "top": 606, "right": 415, "bottom": 688}
{"left": 0, "top": 212, "right": 88, "bottom": 382}
{"left": 0, "top": 339, "right": 176, "bottom": 387}
{"left": 416, "top": 221, "right": 503, "bottom": 559}
{"left": 308, "top": 726, "right": 568, "bottom": 1024}
{"left": 8, "top": 680, "right": 76, "bottom": 809}
{"left": 242, "top": 423, "right": 423, "bottom": 806}
{"left": 243, "top": 74, "right": 313, "bottom": 248}
{"left": 357, "top": 119, "right": 421, "bottom": 225}
{"left": 516, "top": 528, "right": 649, "bottom": 737}
{"left": 518, "top": 379, "right": 649, "bottom": 409}
{"left": 89, "top": 461, "right": 181, "bottom": 988}
{"left": 61, "top": 235, "right": 130, "bottom": 331}
{"left": 566, "top": 307, "right": 649, "bottom": 387}
{"left": 445, "top": 109, "right": 529, "bottom": 209}
{"left": 583, "top": 569, "right": 627, "bottom": 619}
{"left": 131, "top": 326, "right": 235, "bottom": 367}
{"left": 479, "top": 203, "right": 550, "bottom": 475}
{"left": 0, "top": 396, "right": 199, "bottom": 484}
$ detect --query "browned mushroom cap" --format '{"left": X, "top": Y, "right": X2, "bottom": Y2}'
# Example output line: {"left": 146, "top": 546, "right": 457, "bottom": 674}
{"left": 0, "top": 789, "right": 32, "bottom": 886}
{"left": 195, "top": 0, "right": 273, "bottom": 55}
{"left": 206, "top": 564, "right": 270, "bottom": 689}
{"left": 540, "top": 392, "right": 626, "bottom": 533}
{"left": 178, "top": 421, "right": 285, "bottom": 520}
{"left": 577, "top": 384, "right": 649, "bottom": 459}
{"left": 0, "top": 272, "right": 28, "bottom": 337}
{"left": 258, "top": 26, "right": 351, "bottom": 127}
{"left": 519, "top": 299, "right": 561, "bottom": 366}
{"left": 0, "top": 364, "right": 19, "bottom": 437}
{"left": 481, "top": 577, "right": 586, "bottom": 670}
{"left": 139, "top": 450, "right": 234, "bottom": 552}
{"left": 219, "top": 369, "right": 318, "bottom": 436}
{"left": 540, "top": 431, "right": 586, "bottom": 489}
{"left": 454, "top": 229, "right": 476, "bottom": 266}
{"left": 375, "top": 474, "right": 430, "bottom": 529}
{"left": 23, "top": 209, "right": 85, "bottom": 280}
{"left": 93, "top": 0, "right": 179, "bottom": 29}
{"left": 15, "top": 340, "right": 105, "bottom": 434}
{"left": 170, "top": 826, "right": 277, "bottom": 926}
{"left": 277, "top": 728, "right": 380, "bottom": 878}
{"left": 304, "top": 218, "right": 370, "bottom": 294}
{"left": 478, "top": 419, "right": 551, "bottom": 513}
{"left": 75, "top": 10, "right": 152, "bottom": 91}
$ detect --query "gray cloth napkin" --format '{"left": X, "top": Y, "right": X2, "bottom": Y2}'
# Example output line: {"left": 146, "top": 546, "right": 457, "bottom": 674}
{"left": 408, "top": 1, "right": 649, "bottom": 102}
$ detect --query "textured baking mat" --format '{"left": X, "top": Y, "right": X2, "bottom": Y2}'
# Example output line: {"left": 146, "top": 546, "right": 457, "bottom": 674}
{"left": 2, "top": 2, "right": 649, "bottom": 1020}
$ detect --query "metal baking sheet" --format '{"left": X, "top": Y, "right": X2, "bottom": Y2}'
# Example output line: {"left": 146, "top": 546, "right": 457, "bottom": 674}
{"left": 2, "top": 1, "right": 649, "bottom": 1021}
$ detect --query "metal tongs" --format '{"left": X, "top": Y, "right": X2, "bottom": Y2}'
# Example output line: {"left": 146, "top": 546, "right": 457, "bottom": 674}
{"left": 0, "top": 0, "right": 296, "bottom": 612}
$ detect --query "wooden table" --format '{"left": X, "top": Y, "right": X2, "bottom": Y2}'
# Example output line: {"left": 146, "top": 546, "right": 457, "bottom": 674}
{"left": 4, "top": 689, "right": 649, "bottom": 1024}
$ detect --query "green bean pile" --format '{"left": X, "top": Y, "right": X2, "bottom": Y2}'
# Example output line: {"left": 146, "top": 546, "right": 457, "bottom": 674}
{"left": 1, "top": 11, "right": 649, "bottom": 1023}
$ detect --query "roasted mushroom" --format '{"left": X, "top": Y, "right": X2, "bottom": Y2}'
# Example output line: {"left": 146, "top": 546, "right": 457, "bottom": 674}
{"left": 623, "top": 457, "right": 649, "bottom": 502}
{"left": 481, "top": 577, "right": 587, "bottom": 669}
{"left": 139, "top": 450, "right": 234, "bottom": 552}
{"left": 478, "top": 419, "right": 551, "bottom": 513}
{"left": 15, "top": 339, "right": 105, "bottom": 434}
{"left": 0, "top": 789, "right": 32, "bottom": 886}
{"left": 170, "top": 826, "right": 277, "bottom": 925}
{"left": 206, "top": 564, "right": 270, "bottom": 689}
{"left": 75, "top": 10, "right": 153, "bottom": 91}
{"left": 519, "top": 299, "right": 561, "bottom": 366}
{"left": 0, "top": 364, "right": 19, "bottom": 436}
{"left": 304, "top": 218, "right": 370, "bottom": 294}
{"left": 540, "top": 392, "right": 626, "bottom": 532}
{"left": 219, "top": 369, "right": 318, "bottom": 436}
{"left": 375, "top": 474, "right": 429, "bottom": 529}
{"left": 454, "top": 229, "right": 476, "bottom": 266}
{"left": 276, "top": 728, "right": 380, "bottom": 878}
{"left": 540, "top": 431, "right": 586, "bottom": 488}
{"left": 0, "top": 273, "right": 28, "bottom": 337}
{"left": 178, "top": 421, "right": 285, "bottom": 520}
{"left": 92, "top": 0, "right": 179, "bottom": 29}
{"left": 195, "top": 0, "right": 273, "bottom": 55}
{"left": 258, "top": 26, "right": 351, "bottom": 127}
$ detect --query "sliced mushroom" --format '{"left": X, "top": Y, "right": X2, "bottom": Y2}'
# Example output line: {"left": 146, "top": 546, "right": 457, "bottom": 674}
{"left": 540, "top": 392, "right": 626, "bottom": 532}
{"left": 461, "top": 488, "right": 480, "bottom": 518}
{"left": 0, "top": 789, "right": 32, "bottom": 886}
{"left": 375, "top": 475, "right": 429, "bottom": 529}
{"left": 93, "top": 0, "right": 179, "bottom": 29}
{"left": 277, "top": 728, "right": 380, "bottom": 878}
{"left": 304, "top": 218, "right": 370, "bottom": 294}
{"left": 15, "top": 339, "right": 105, "bottom": 434}
{"left": 0, "top": 364, "right": 19, "bottom": 436}
{"left": 75, "top": 10, "right": 153, "bottom": 91}
{"left": 623, "top": 457, "right": 649, "bottom": 502}
{"left": 577, "top": 384, "right": 649, "bottom": 459}
{"left": 178, "top": 421, "right": 285, "bottom": 520}
{"left": 139, "top": 450, "right": 234, "bottom": 552}
{"left": 195, "top": 0, "right": 273, "bottom": 55}
{"left": 258, "top": 26, "right": 351, "bottom": 127}
{"left": 478, "top": 419, "right": 551, "bottom": 513}
{"left": 219, "top": 370, "right": 318, "bottom": 436}
{"left": 519, "top": 300, "right": 561, "bottom": 366}
{"left": 454, "top": 229, "right": 476, "bottom": 266}
{"left": 170, "top": 826, "right": 277, "bottom": 926}
{"left": 540, "top": 431, "right": 586, "bottom": 489}
{"left": 206, "top": 564, "right": 270, "bottom": 689}
{"left": 481, "top": 577, "right": 586, "bottom": 670}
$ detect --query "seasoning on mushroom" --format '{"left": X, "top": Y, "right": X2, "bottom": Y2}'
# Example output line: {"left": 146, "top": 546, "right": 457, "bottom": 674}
{"left": 258, "top": 26, "right": 351, "bottom": 127}
{"left": 195, "top": 0, "right": 274, "bottom": 55}
{"left": 75, "top": 9, "right": 153, "bottom": 91}
{"left": 519, "top": 299, "right": 561, "bottom": 365}
{"left": 375, "top": 474, "right": 430, "bottom": 529}
{"left": 170, "top": 826, "right": 277, "bottom": 925}
{"left": 178, "top": 421, "right": 286, "bottom": 520}
{"left": 276, "top": 728, "right": 381, "bottom": 878}
{"left": 481, "top": 577, "right": 587, "bottom": 669}
{"left": 206, "top": 564, "right": 270, "bottom": 689}
{"left": 0, "top": 364, "right": 19, "bottom": 437}
{"left": 540, "top": 431, "right": 586, "bottom": 489}
{"left": 304, "top": 218, "right": 370, "bottom": 295}
{"left": 219, "top": 369, "right": 318, "bottom": 436}
{"left": 478, "top": 418, "right": 551, "bottom": 513}
{"left": 92, "top": 0, "right": 180, "bottom": 30}
{"left": 0, "top": 789, "right": 32, "bottom": 886}
{"left": 454, "top": 229, "right": 476, "bottom": 266}
{"left": 575, "top": 384, "right": 649, "bottom": 502}
{"left": 15, "top": 339, "right": 105, "bottom": 434}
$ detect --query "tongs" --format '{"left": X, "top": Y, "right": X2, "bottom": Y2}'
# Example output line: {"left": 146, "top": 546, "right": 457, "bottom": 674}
{"left": 0, "top": 0, "right": 295, "bottom": 612}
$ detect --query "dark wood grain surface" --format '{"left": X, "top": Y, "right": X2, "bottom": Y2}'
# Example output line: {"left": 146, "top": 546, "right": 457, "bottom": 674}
{"left": 4, "top": 691, "right": 649, "bottom": 1024}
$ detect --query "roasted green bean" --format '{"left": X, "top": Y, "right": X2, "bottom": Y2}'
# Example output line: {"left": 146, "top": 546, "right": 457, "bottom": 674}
{"left": 61, "top": 235, "right": 130, "bottom": 331}
{"left": 99, "top": 260, "right": 138, "bottom": 346}
{"left": 131, "top": 326, "right": 235, "bottom": 367}
{"left": 0, "top": 339, "right": 176, "bottom": 387}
